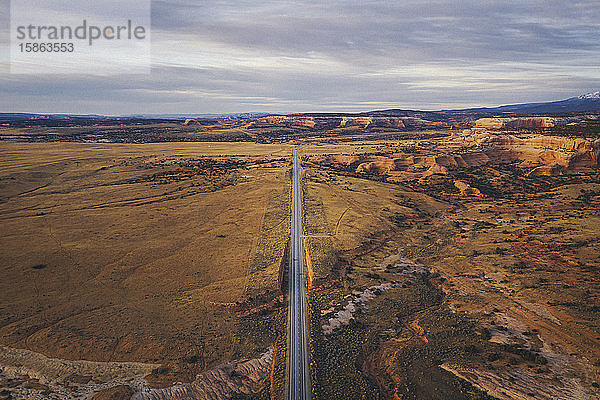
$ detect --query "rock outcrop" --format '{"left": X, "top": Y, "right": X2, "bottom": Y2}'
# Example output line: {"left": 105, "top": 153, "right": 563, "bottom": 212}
{"left": 527, "top": 164, "right": 566, "bottom": 177}
{"left": 482, "top": 135, "right": 600, "bottom": 171}
{"left": 355, "top": 157, "right": 396, "bottom": 174}
{"left": 322, "top": 283, "right": 400, "bottom": 335}
{"left": 475, "top": 117, "right": 556, "bottom": 129}
{"left": 454, "top": 180, "right": 483, "bottom": 197}
{"left": 254, "top": 115, "right": 315, "bottom": 128}
{"left": 339, "top": 117, "right": 373, "bottom": 128}
{"left": 132, "top": 348, "right": 273, "bottom": 400}
{"left": 0, "top": 345, "right": 156, "bottom": 400}
{"left": 474, "top": 116, "right": 586, "bottom": 130}
{"left": 307, "top": 134, "right": 599, "bottom": 182}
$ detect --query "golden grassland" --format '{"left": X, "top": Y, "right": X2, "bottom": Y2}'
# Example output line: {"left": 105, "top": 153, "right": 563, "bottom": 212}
{"left": 0, "top": 141, "right": 291, "bottom": 386}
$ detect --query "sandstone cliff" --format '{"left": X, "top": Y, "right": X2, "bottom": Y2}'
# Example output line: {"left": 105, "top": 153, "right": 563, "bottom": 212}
{"left": 307, "top": 134, "right": 599, "bottom": 182}
{"left": 474, "top": 116, "right": 585, "bottom": 130}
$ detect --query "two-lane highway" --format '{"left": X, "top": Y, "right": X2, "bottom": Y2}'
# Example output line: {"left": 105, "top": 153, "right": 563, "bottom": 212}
{"left": 286, "top": 147, "right": 312, "bottom": 400}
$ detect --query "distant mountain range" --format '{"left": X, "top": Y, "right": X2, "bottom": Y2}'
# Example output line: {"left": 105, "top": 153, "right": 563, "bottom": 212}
{"left": 0, "top": 112, "right": 272, "bottom": 121}
{"left": 1, "top": 92, "right": 599, "bottom": 122}
{"left": 126, "top": 112, "right": 272, "bottom": 120}
{"left": 451, "top": 91, "right": 600, "bottom": 114}
{"left": 369, "top": 92, "right": 600, "bottom": 117}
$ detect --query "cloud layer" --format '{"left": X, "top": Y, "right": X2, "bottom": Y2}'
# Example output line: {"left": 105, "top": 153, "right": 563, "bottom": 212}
{"left": 1, "top": 0, "right": 599, "bottom": 114}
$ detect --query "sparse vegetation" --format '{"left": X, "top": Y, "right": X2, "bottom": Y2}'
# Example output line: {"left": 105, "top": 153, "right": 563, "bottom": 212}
{"left": 1, "top": 117, "right": 599, "bottom": 399}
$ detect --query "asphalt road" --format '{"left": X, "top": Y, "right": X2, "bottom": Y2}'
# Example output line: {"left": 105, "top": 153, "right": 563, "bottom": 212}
{"left": 286, "top": 147, "right": 312, "bottom": 400}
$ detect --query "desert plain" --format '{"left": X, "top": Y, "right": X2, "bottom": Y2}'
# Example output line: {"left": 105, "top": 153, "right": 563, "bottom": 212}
{"left": 0, "top": 113, "right": 599, "bottom": 400}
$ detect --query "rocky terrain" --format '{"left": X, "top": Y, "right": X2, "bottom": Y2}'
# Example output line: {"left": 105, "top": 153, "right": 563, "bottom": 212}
{"left": 132, "top": 348, "right": 272, "bottom": 400}
{"left": 472, "top": 116, "right": 596, "bottom": 130}
{"left": 0, "top": 345, "right": 154, "bottom": 399}
{"left": 306, "top": 132, "right": 600, "bottom": 182}
{"left": 299, "top": 123, "right": 600, "bottom": 399}
{"left": 248, "top": 115, "right": 448, "bottom": 131}
{"left": 0, "top": 344, "right": 272, "bottom": 400}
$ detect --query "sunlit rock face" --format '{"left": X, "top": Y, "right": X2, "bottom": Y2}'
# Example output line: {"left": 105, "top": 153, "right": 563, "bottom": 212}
{"left": 473, "top": 116, "right": 588, "bottom": 130}
{"left": 306, "top": 134, "right": 599, "bottom": 183}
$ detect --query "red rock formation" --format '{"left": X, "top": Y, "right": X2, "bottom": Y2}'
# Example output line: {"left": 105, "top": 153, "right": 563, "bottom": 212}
{"left": 527, "top": 164, "right": 566, "bottom": 177}
{"left": 339, "top": 117, "right": 373, "bottom": 128}
{"left": 291, "top": 116, "right": 315, "bottom": 128}
{"left": 355, "top": 157, "right": 395, "bottom": 174}
{"left": 378, "top": 117, "right": 405, "bottom": 128}
{"left": 482, "top": 135, "right": 600, "bottom": 172}
{"left": 424, "top": 162, "right": 449, "bottom": 176}
{"left": 474, "top": 118, "right": 505, "bottom": 129}
{"left": 475, "top": 117, "right": 555, "bottom": 129}
{"left": 474, "top": 116, "right": 586, "bottom": 130}
{"left": 306, "top": 134, "right": 599, "bottom": 181}
{"left": 460, "top": 152, "right": 491, "bottom": 167}
{"left": 392, "top": 156, "right": 414, "bottom": 171}
{"left": 454, "top": 180, "right": 484, "bottom": 197}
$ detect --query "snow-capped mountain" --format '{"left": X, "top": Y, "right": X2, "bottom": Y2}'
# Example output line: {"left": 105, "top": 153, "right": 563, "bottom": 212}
{"left": 578, "top": 91, "right": 600, "bottom": 100}
{"left": 374, "top": 92, "right": 600, "bottom": 117}
{"left": 452, "top": 91, "right": 600, "bottom": 114}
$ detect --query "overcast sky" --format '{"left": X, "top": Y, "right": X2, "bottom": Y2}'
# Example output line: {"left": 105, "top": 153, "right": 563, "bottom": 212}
{"left": 1, "top": 0, "right": 599, "bottom": 114}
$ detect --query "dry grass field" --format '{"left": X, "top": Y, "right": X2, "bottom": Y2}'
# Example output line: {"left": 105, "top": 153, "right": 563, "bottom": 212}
{"left": 0, "top": 142, "right": 291, "bottom": 391}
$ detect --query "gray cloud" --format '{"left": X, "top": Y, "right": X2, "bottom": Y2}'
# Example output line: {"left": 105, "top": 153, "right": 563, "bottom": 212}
{"left": 1, "top": 0, "right": 599, "bottom": 113}
{"left": 151, "top": 0, "right": 600, "bottom": 61}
